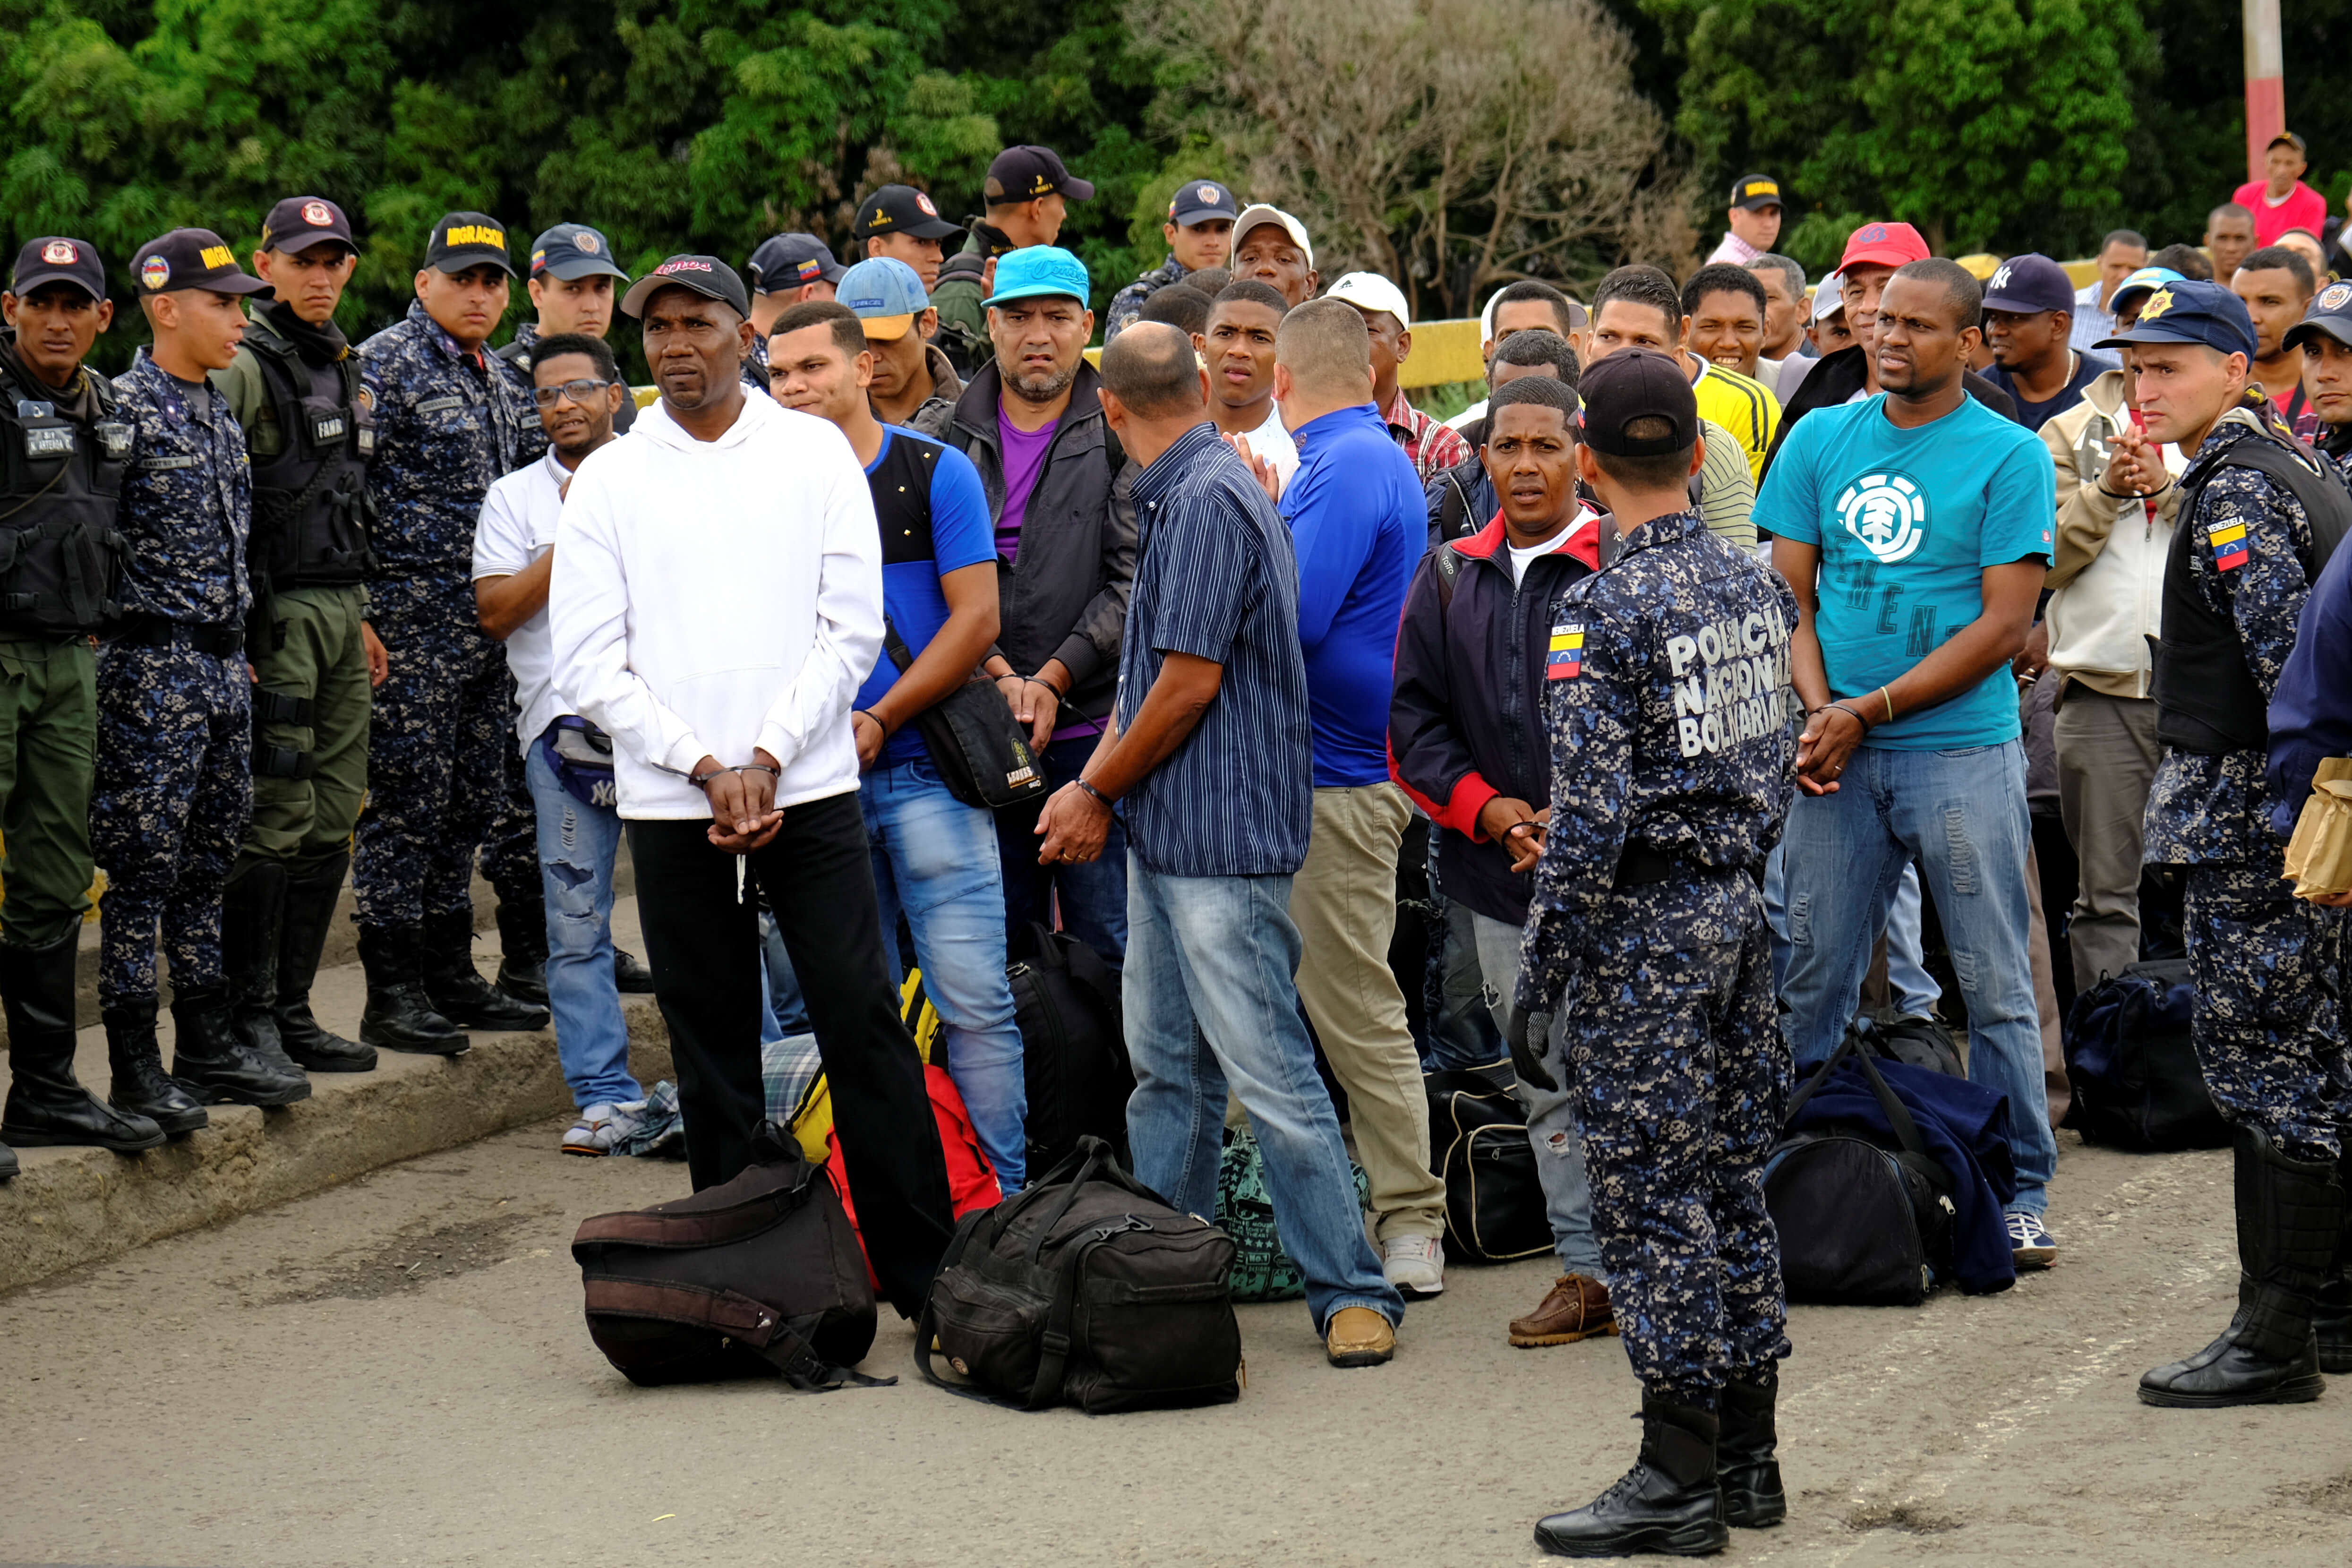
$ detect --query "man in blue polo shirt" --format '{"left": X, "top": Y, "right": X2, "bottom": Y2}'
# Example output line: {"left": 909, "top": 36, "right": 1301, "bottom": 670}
{"left": 1035, "top": 323, "right": 1405, "bottom": 1369}
{"left": 1271, "top": 295, "right": 1452, "bottom": 1297}
{"left": 768, "top": 298, "right": 1029, "bottom": 1190}
{"left": 1755, "top": 257, "right": 2061, "bottom": 1268}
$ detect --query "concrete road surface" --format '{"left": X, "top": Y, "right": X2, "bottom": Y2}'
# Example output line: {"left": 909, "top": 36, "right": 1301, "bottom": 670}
{"left": 3, "top": 1122, "right": 2348, "bottom": 1566}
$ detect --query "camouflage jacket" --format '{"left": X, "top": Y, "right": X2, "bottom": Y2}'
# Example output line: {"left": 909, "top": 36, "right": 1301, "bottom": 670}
{"left": 359, "top": 301, "right": 536, "bottom": 624}
{"left": 1518, "top": 507, "right": 1799, "bottom": 1012}
{"left": 1104, "top": 254, "right": 1194, "bottom": 343}
{"left": 2144, "top": 412, "right": 2330, "bottom": 865}
{"left": 111, "top": 350, "right": 251, "bottom": 627}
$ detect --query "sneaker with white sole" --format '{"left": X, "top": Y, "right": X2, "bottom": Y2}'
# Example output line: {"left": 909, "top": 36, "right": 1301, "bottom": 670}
{"left": 562, "top": 1100, "right": 645, "bottom": 1157}
{"left": 2006, "top": 1208, "right": 2057, "bottom": 1269}
{"left": 1383, "top": 1234, "right": 1445, "bottom": 1297}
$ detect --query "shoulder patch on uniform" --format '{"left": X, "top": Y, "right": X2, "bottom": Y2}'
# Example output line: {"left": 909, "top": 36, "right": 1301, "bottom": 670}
{"left": 1546, "top": 621, "right": 1583, "bottom": 679}
{"left": 2208, "top": 518, "right": 2249, "bottom": 570}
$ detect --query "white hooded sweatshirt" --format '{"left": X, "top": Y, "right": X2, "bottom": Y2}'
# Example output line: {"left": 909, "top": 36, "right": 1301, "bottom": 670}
{"left": 550, "top": 390, "right": 882, "bottom": 819}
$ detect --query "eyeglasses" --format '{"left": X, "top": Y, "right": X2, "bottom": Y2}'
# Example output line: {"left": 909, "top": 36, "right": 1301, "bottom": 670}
{"left": 532, "top": 378, "right": 611, "bottom": 408}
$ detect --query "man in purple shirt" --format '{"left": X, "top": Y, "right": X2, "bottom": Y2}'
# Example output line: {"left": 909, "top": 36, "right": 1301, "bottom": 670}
{"left": 1271, "top": 299, "right": 1452, "bottom": 1296}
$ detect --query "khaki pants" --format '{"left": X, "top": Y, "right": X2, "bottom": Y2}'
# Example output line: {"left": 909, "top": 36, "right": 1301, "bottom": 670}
{"left": 2054, "top": 689, "right": 2161, "bottom": 988}
{"left": 1289, "top": 783, "right": 1445, "bottom": 1242}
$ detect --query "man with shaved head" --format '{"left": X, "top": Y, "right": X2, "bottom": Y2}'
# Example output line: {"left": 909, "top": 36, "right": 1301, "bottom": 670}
{"left": 1038, "top": 322, "right": 1407, "bottom": 1370}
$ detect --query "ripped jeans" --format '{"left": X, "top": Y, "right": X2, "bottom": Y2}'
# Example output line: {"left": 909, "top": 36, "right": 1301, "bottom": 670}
{"left": 525, "top": 741, "right": 639, "bottom": 1109}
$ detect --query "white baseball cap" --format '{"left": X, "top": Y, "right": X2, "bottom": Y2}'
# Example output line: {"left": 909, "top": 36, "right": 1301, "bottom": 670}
{"left": 1325, "top": 271, "right": 1411, "bottom": 328}
{"left": 1813, "top": 270, "right": 1846, "bottom": 322}
{"left": 1232, "top": 204, "right": 1314, "bottom": 272}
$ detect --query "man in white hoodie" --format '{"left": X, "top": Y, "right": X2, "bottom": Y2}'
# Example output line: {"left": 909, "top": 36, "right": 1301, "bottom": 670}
{"left": 549, "top": 255, "right": 954, "bottom": 1318}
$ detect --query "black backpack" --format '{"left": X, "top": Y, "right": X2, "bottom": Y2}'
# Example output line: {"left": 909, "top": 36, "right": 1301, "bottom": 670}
{"left": 919, "top": 1136, "right": 1243, "bottom": 1413}
{"left": 571, "top": 1122, "right": 887, "bottom": 1389}
{"left": 1764, "top": 1032, "right": 1959, "bottom": 1306}
{"left": 1426, "top": 1070, "right": 1551, "bottom": 1264}
{"left": 2061, "top": 958, "right": 2230, "bottom": 1151}
{"left": 1007, "top": 923, "right": 1134, "bottom": 1173}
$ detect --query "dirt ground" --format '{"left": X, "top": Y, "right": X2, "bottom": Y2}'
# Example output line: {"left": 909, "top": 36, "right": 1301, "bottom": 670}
{"left": 3, "top": 1120, "right": 2348, "bottom": 1567}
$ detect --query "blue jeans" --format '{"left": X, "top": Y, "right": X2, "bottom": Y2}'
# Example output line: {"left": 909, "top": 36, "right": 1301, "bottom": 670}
{"left": 1769, "top": 847, "right": 1941, "bottom": 1019}
{"left": 759, "top": 909, "right": 810, "bottom": 1037}
{"left": 1470, "top": 912, "right": 1607, "bottom": 1280}
{"left": 997, "top": 733, "right": 1129, "bottom": 972}
{"left": 1122, "top": 857, "right": 1403, "bottom": 1333}
{"left": 1777, "top": 739, "right": 2056, "bottom": 1213}
{"left": 865, "top": 757, "right": 1029, "bottom": 1191}
{"left": 525, "top": 745, "right": 639, "bottom": 1109}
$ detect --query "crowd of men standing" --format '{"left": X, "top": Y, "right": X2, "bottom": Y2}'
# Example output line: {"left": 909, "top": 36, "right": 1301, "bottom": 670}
{"left": 2, "top": 127, "right": 2350, "bottom": 1559}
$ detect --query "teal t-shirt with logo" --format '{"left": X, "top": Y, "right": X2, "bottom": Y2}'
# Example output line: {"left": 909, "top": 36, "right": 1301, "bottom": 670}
{"left": 1753, "top": 393, "right": 2053, "bottom": 749}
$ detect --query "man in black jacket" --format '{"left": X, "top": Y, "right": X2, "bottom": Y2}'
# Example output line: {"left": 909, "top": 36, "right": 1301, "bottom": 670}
{"left": 1392, "top": 377, "right": 1617, "bottom": 1350}
{"left": 943, "top": 247, "right": 1138, "bottom": 969}
{"left": 1766, "top": 221, "right": 2018, "bottom": 476}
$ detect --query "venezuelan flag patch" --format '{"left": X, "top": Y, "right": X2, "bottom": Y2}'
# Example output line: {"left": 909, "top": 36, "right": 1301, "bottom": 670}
{"left": 2208, "top": 520, "right": 2249, "bottom": 571}
{"left": 1547, "top": 622, "right": 1583, "bottom": 680}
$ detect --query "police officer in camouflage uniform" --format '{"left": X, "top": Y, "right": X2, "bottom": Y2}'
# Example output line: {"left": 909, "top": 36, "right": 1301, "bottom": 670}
{"left": 1513, "top": 353, "right": 1797, "bottom": 1558}
{"left": 210, "top": 196, "right": 383, "bottom": 1078}
{"left": 0, "top": 238, "right": 166, "bottom": 1167}
{"left": 354, "top": 213, "right": 548, "bottom": 1053}
{"left": 2109, "top": 281, "right": 2352, "bottom": 1410}
{"left": 1102, "top": 179, "right": 1238, "bottom": 343}
{"left": 98, "top": 231, "right": 308, "bottom": 1113}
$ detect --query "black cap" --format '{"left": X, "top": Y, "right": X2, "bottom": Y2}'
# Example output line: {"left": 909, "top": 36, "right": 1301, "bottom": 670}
{"left": 425, "top": 212, "right": 514, "bottom": 276}
{"left": 2284, "top": 279, "right": 2352, "bottom": 353}
{"left": 9, "top": 236, "right": 106, "bottom": 303}
{"left": 745, "top": 233, "right": 846, "bottom": 293}
{"left": 260, "top": 197, "right": 355, "bottom": 256}
{"left": 2270, "top": 130, "right": 2309, "bottom": 155}
{"left": 1578, "top": 350, "right": 1698, "bottom": 455}
{"left": 131, "top": 229, "right": 270, "bottom": 297}
{"left": 853, "top": 185, "right": 961, "bottom": 241}
{"left": 529, "top": 223, "right": 628, "bottom": 283}
{"left": 1729, "top": 174, "right": 1782, "bottom": 212}
{"left": 1168, "top": 180, "right": 1240, "bottom": 225}
{"left": 2095, "top": 279, "right": 2259, "bottom": 360}
{"left": 621, "top": 255, "right": 752, "bottom": 320}
{"left": 984, "top": 145, "right": 1094, "bottom": 205}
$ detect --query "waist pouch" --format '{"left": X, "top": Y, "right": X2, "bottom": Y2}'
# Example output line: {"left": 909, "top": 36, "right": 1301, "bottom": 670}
{"left": 539, "top": 715, "right": 617, "bottom": 810}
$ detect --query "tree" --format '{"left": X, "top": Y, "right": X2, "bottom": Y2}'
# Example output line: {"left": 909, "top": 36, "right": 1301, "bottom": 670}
{"left": 1129, "top": 0, "right": 1693, "bottom": 315}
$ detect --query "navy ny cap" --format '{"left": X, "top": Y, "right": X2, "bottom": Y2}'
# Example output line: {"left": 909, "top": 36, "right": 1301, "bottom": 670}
{"left": 1981, "top": 253, "right": 2078, "bottom": 317}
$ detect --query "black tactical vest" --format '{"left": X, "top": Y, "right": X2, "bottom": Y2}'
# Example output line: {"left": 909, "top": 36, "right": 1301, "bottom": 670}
{"left": 0, "top": 347, "right": 130, "bottom": 637}
{"left": 871, "top": 426, "right": 945, "bottom": 566}
{"left": 2152, "top": 432, "right": 2352, "bottom": 754}
{"left": 242, "top": 321, "right": 373, "bottom": 590}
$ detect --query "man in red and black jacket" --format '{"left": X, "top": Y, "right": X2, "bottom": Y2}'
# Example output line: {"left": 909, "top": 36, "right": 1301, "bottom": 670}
{"left": 1388, "top": 376, "right": 1617, "bottom": 1352}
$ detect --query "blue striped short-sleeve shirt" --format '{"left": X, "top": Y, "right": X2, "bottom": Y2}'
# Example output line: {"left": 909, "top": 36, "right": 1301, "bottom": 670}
{"left": 1116, "top": 423, "right": 1312, "bottom": 877}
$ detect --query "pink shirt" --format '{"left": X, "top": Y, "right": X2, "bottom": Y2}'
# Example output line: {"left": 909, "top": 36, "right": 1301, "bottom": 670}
{"left": 2233, "top": 179, "right": 2328, "bottom": 248}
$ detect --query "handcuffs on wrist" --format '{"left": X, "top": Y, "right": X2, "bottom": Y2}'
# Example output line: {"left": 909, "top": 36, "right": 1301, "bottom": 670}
{"left": 691, "top": 762, "right": 782, "bottom": 789}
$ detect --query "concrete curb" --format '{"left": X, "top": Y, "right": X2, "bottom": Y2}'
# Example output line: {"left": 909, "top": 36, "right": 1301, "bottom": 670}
{"left": 0, "top": 894, "right": 670, "bottom": 1295}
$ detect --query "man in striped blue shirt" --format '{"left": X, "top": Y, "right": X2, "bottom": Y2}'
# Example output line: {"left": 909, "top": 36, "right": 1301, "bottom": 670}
{"left": 1035, "top": 324, "right": 1406, "bottom": 1368}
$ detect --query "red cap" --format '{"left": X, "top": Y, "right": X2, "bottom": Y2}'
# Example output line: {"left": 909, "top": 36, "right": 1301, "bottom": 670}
{"left": 1838, "top": 221, "right": 1930, "bottom": 271}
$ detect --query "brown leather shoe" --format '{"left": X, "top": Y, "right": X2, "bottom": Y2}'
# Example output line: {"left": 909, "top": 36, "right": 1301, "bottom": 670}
{"left": 1325, "top": 1305, "right": 1396, "bottom": 1367}
{"left": 1508, "top": 1272, "right": 1618, "bottom": 1347}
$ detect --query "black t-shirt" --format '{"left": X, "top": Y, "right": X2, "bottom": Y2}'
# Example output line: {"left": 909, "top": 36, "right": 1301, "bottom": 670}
{"left": 1986, "top": 351, "right": 2117, "bottom": 434}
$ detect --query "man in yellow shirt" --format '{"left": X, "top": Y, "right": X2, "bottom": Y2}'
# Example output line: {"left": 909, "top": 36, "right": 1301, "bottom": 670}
{"left": 1588, "top": 264, "right": 1780, "bottom": 485}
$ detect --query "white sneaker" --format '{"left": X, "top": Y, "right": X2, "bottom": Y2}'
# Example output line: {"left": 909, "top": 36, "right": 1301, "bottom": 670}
{"left": 562, "top": 1100, "right": 644, "bottom": 1157}
{"left": 1383, "top": 1234, "right": 1445, "bottom": 1297}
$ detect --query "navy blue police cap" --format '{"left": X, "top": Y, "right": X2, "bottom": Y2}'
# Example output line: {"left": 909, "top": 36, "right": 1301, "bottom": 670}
{"left": 2095, "top": 279, "right": 2258, "bottom": 360}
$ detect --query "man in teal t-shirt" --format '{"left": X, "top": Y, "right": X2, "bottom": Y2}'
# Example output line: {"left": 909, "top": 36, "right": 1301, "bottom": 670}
{"left": 1754, "top": 256, "right": 2062, "bottom": 1271}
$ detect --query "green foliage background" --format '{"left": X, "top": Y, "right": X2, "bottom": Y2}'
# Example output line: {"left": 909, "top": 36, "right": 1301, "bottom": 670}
{"left": 2, "top": 0, "right": 2343, "bottom": 368}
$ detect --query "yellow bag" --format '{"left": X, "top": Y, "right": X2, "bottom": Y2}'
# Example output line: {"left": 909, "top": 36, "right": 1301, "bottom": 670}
{"left": 785, "top": 972, "right": 944, "bottom": 1163}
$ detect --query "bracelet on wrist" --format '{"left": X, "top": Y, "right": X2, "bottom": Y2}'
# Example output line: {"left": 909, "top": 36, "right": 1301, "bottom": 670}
{"left": 1821, "top": 700, "right": 1871, "bottom": 732}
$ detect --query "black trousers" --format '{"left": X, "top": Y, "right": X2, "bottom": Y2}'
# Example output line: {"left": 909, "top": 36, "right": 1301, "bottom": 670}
{"left": 628, "top": 794, "right": 954, "bottom": 1317}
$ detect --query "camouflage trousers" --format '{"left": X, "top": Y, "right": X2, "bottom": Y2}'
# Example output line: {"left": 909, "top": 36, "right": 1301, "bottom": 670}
{"left": 1556, "top": 868, "right": 1790, "bottom": 1399}
{"left": 351, "top": 616, "right": 511, "bottom": 930}
{"left": 2183, "top": 863, "right": 2348, "bottom": 1162}
{"left": 91, "top": 640, "right": 251, "bottom": 1003}
{"left": 487, "top": 728, "right": 539, "bottom": 908}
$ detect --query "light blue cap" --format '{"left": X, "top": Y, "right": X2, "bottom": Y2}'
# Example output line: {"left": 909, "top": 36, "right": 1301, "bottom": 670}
{"left": 2107, "top": 265, "right": 2185, "bottom": 314}
{"left": 985, "top": 246, "right": 1091, "bottom": 308}
{"left": 838, "top": 256, "right": 930, "bottom": 328}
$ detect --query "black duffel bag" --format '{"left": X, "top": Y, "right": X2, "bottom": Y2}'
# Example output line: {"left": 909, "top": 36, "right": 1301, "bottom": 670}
{"left": 1764, "top": 1032, "right": 1958, "bottom": 1306}
{"left": 919, "top": 1136, "right": 1242, "bottom": 1413}
{"left": 1426, "top": 1070, "right": 1551, "bottom": 1264}
{"left": 572, "top": 1121, "right": 889, "bottom": 1390}
{"left": 2062, "top": 958, "right": 2230, "bottom": 1152}
{"left": 1007, "top": 922, "right": 1133, "bottom": 1173}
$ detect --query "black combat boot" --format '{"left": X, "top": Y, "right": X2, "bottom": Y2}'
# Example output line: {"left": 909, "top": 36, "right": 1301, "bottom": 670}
{"left": 357, "top": 923, "right": 467, "bottom": 1054}
{"left": 274, "top": 853, "right": 374, "bottom": 1072}
{"left": 614, "top": 948, "right": 655, "bottom": 994}
{"left": 2311, "top": 1148, "right": 2351, "bottom": 1376}
{"left": 493, "top": 890, "right": 549, "bottom": 1007}
{"left": 2140, "top": 1125, "right": 2341, "bottom": 1407}
{"left": 221, "top": 860, "right": 308, "bottom": 1080}
{"left": 102, "top": 996, "right": 207, "bottom": 1136}
{"left": 1717, "top": 1367, "right": 1786, "bottom": 1528}
{"left": 0, "top": 934, "right": 165, "bottom": 1153}
{"left": 170, "top": 984, "right": 310, "bottom": 1105}
{"left": 422, "top": 908, "right": 548, "bottom": 1031}
{"left": 1534, "top": 1393, "right": 1729, "bottom": 1558}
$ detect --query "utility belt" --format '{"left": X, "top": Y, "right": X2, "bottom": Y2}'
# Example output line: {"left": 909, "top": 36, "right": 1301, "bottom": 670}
{"left": 115, "top": 615, "right": 241, "bottom": 657}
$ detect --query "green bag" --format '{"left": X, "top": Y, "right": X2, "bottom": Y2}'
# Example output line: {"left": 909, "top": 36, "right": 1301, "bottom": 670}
{"left": 1214, "top": 1126, "right": 1371, "bottom": 1302}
